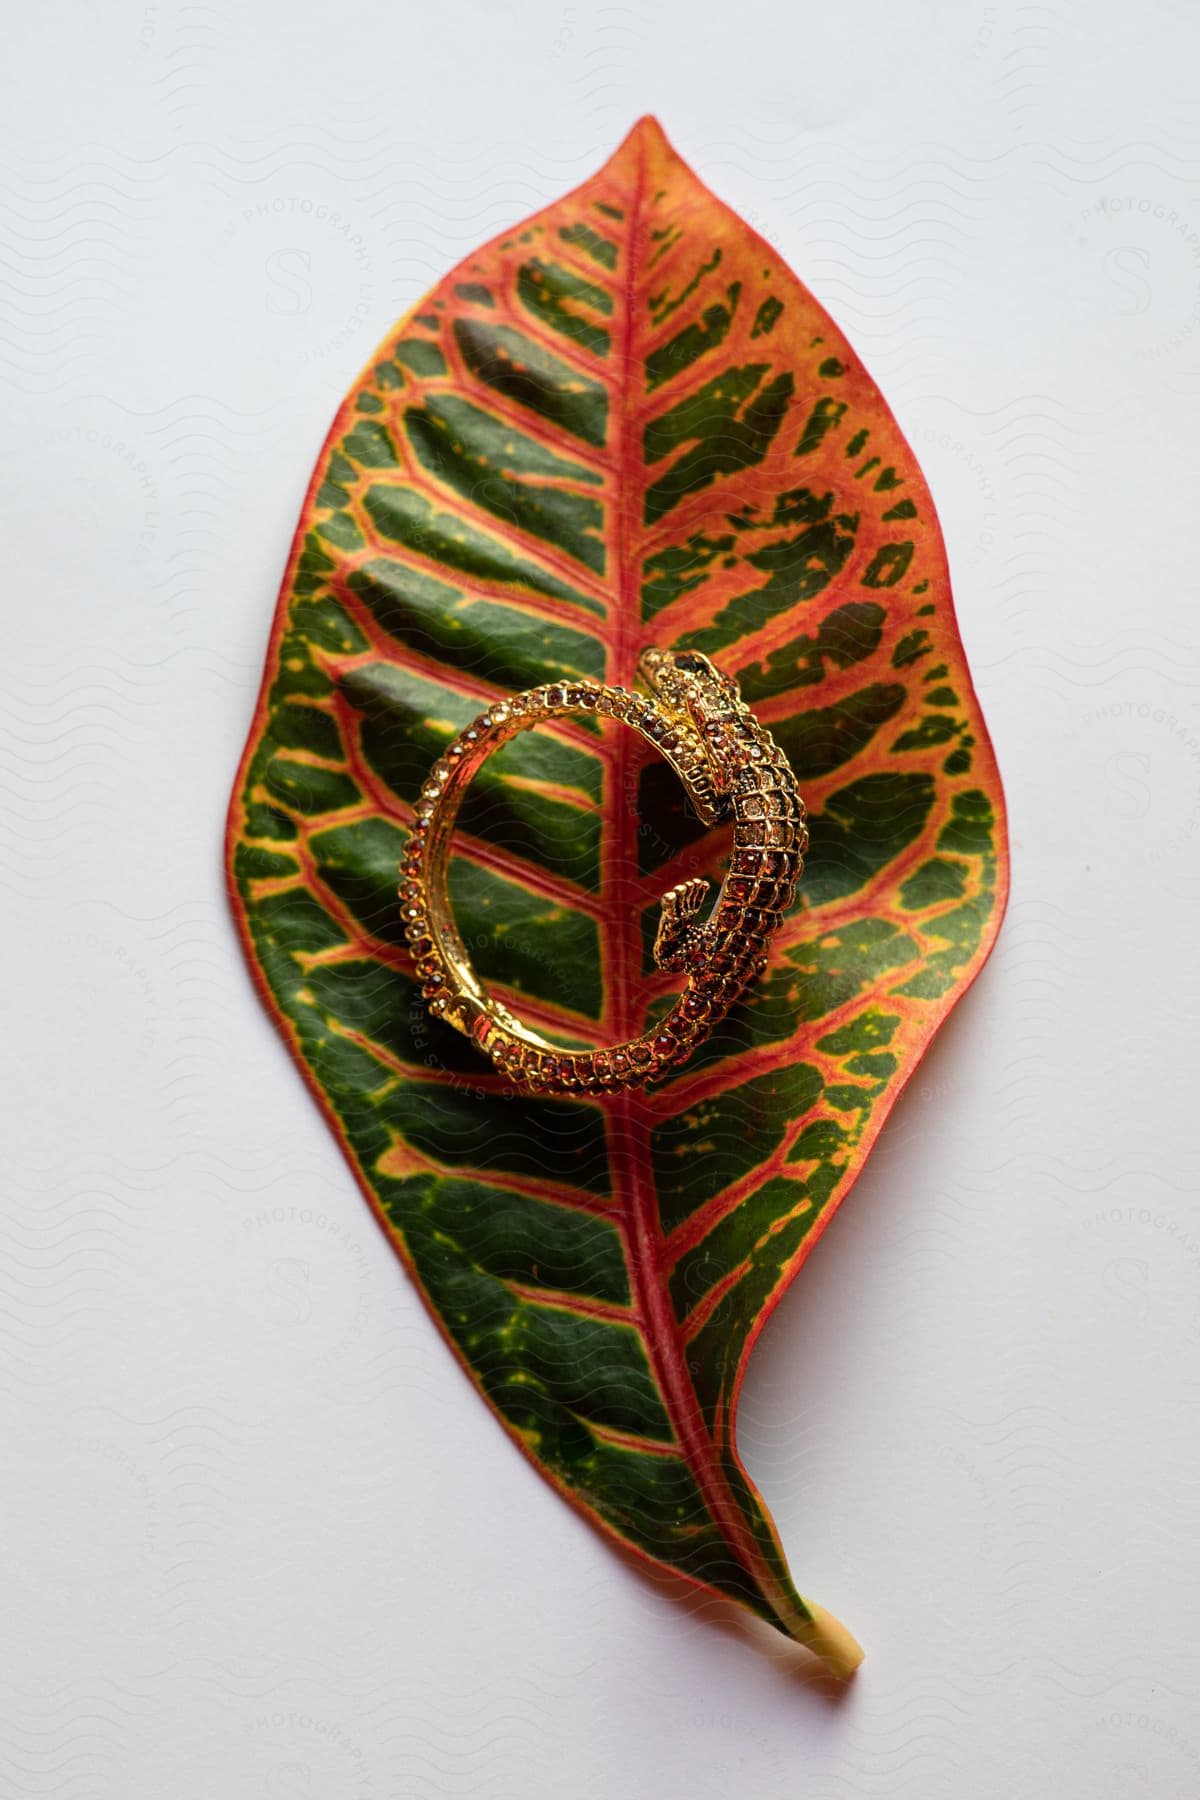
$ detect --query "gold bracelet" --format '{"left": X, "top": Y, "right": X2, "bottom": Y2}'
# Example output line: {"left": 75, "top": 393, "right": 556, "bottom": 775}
{"left": 398, "top": 648, "right": 807, "bottom": 1094}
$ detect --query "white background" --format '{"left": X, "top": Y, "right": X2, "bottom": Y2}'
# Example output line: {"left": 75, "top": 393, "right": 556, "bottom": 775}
{"left": 3, "top": 1, "right": 1199, "bottom": 1793}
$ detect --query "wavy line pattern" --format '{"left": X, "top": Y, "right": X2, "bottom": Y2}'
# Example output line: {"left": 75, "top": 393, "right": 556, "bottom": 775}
{"left": 226, "top": 116, "right": 1010, "bottom": 1677}
{"left": 5, "top": 4, "right": 1200, "bottom": 1791}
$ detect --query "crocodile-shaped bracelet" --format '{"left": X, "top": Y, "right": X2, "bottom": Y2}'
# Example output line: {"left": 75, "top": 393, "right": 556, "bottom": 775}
{"left": 399, "top": 647, "right": 808, "bottom": 1093}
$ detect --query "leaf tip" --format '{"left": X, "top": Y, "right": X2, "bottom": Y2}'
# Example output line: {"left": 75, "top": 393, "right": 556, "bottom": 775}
{"left": 613, "top": 113, "right": 680, "bottom": 173}
{"left": 791, "top": 1602, "right": 864, "bottom": 1680}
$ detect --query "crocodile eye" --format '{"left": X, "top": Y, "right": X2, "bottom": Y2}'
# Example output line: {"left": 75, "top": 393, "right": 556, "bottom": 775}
{"left": 673, "top": 650, "right": 737, "bottom": 696}
{"left": 671, "top": 651, "right": 714, "bottom": 676}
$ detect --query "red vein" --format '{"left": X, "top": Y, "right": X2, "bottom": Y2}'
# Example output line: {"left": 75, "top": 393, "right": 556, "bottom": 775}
{"left": 665, "top": 1150, "right": 820, "bottom": 1271}
{"left": 506, "top": 1282, "right": 639, "bottom": 1326}
{"left": 434, "top": 342, "right": 621, "bottom": 482}
{"left": 319, "top": 633, "right": 609, "bottom": 766}
{"left": 468, "top": 288, "right": 618, "bottom": 393}
{"left": 328, "top": 520, "right": 612, "bottom": 641}
{"left": 332, "top": 705, "right": 609, "bottom": 920}
{"left": 373, "top": 1117, "right": 621, "bottom": 1218}
{"left": 680, "top": 1258, "right": 753, "bottom": 1341}
{"left": 578, "top": 1418, "right": 680, "bottom": 1458}
{"left": 599, "top": 134, "right": 801, "bottom": 1640}
{"left": 680, "top": 1188, "right": 817, "bottom": 1343}
{"left": 379, "top": 450, "right": 612, "bottom": 615}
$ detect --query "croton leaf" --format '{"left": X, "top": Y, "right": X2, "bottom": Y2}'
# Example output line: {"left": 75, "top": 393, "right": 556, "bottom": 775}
{"left": 227, "top": 117, "right": 1008, "bottom": 1675}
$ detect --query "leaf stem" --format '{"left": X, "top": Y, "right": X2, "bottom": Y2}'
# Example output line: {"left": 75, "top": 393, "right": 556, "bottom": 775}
{"left": 788, "top": 1601, "right": 864, "bottom": 1679}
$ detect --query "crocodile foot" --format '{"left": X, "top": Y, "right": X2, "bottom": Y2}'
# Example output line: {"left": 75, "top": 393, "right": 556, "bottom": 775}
{"left": 654, "top": 876, "right": 712, "bottom": 972}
